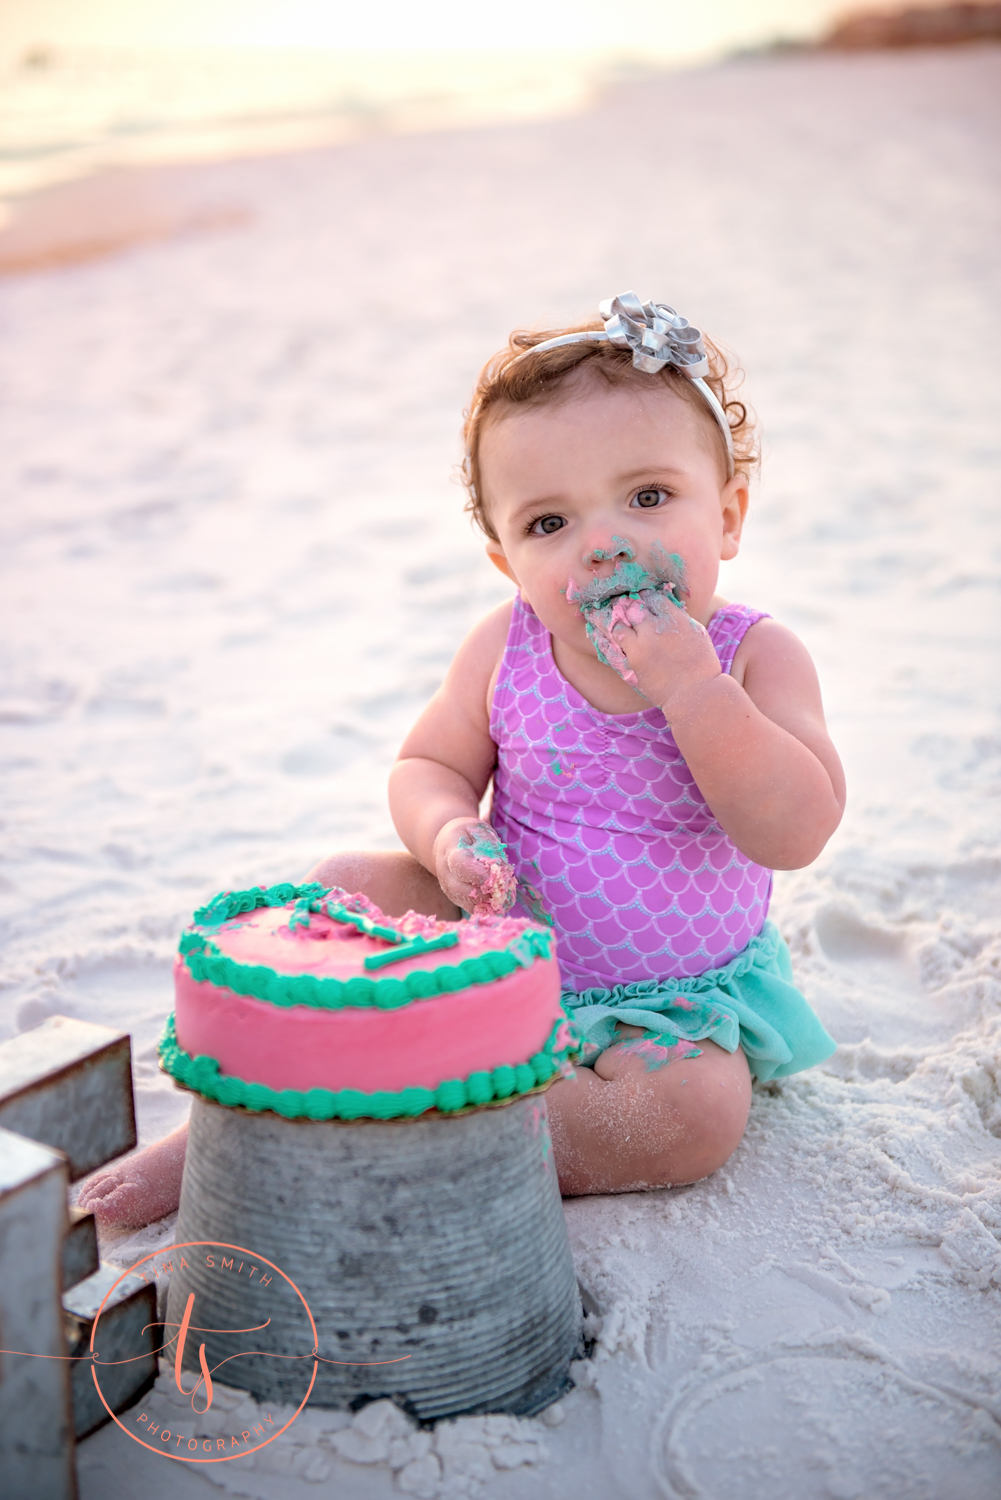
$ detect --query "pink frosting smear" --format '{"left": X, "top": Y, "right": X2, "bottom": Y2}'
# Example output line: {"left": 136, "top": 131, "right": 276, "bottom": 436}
{"left": 470, "top": 858, "right": 518, "bottom": 917}
{"left": 457, "top": 821, "right": 518, "bottom": 916}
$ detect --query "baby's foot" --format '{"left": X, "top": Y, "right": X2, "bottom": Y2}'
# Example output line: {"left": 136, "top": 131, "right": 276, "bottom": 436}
{"left": 77, "top": 1122, "right": 189, "bottom": 1229}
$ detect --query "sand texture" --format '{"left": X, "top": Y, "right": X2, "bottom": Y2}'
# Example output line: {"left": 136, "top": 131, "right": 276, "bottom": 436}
{"left": 2, "top": 41, "right": 1000, "bottom": 1500}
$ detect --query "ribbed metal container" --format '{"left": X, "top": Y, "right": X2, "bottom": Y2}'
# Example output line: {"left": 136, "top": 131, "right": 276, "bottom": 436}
{"left": 167, "top": 1092, "right": 580, "bottom": 1420}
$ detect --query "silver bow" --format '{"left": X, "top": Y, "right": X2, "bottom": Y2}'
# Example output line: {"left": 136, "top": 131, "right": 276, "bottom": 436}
{"left": 597, "top": 291, "right": 710, "bottom": 379}
{"left": 507, "top": 291, "right": 735, "bottom": 475}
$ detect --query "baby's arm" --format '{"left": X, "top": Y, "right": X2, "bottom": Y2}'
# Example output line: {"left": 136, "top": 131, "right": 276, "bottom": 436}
{"left": 390, "top": 602, "right": 513, "bottom": 912}
{"left": 613, "top": 610, "right": 844, "bottom": 869}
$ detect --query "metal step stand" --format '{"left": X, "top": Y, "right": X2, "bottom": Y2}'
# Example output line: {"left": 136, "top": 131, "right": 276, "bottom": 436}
{"left": 168, "top": 1086, "right": 582, "bottom": 1422}
{"left": 0, "top": 1016, "right": 161, "bottom": 1499}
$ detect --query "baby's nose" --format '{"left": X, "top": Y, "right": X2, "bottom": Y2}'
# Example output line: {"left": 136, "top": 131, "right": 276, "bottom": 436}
{"left": 582, "top": 534, "right": 636, "bottom": 573}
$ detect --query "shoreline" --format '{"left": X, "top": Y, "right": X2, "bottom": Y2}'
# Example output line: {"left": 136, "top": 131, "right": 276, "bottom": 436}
{"left": 0, "top": 45, "right": 661, "bottom": 270}
{"left": 0, "top": 163, "right": 253, "bottom": 275}
{"left": 3, "top": 38, "right": 998, "bottom": 278}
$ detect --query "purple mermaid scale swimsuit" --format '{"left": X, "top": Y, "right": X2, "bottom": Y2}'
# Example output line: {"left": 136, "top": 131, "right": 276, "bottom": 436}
{"left": 489, "top": 595, "right": 773, "bottom": 993}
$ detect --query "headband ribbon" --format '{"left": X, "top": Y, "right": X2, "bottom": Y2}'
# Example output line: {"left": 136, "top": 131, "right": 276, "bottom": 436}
{"left": 511, "top": 291, "right": 735, "bottom": 476}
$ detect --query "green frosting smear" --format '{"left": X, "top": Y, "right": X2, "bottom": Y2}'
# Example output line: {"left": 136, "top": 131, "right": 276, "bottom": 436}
{"left": 181, "top": 882, "right": 554, "bottom": 1011}
{"left": 157, "top": 1010, "right": 580, "bottom": 1121}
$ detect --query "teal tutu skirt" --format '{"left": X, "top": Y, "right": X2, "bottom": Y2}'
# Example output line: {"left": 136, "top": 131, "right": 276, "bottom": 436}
{"left": 561, "top": 921, "right": 836, "bottom": 1083}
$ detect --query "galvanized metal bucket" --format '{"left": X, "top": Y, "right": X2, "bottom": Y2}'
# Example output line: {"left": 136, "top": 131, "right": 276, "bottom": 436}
{"left": 166, "top": 1092, "right": 580, "bottom": 1420}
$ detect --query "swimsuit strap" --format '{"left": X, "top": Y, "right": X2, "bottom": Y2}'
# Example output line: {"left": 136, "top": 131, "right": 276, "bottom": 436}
{"left": 707, "top": 603, "right": 770, "bottom": 677}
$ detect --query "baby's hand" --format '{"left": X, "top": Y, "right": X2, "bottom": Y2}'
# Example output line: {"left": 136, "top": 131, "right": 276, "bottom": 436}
{"left": 582, "top": 593, "right": 649, "bottom": 687}
{"left": 602, "top": 592, "right": 721, "bottom": 716}
{"left": 432, "top": 818, "right": 517, "bottom": 917}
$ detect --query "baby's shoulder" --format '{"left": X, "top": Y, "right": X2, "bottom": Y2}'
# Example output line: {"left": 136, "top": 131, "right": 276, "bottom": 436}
{"left": 442, "top": 597, "right": 515, "bottom": 726}
{"left": 449, "top": 597, "right": 514, "bottom": 665}
{"left": 728, "top": 613, "right": 823, "bottom": 716}
{"left": 482, "top": 595, "right": 516, "bottom": 635}
{"left": 476, "top": 597, "right": 515, "bottom": 716}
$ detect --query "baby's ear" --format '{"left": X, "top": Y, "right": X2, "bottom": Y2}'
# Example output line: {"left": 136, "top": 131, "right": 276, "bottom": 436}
{"left": 485, "top": 542, "right": 518, "bottom": 585}
{"left": 720, "top": 475, "right": 749, "bottom": 561}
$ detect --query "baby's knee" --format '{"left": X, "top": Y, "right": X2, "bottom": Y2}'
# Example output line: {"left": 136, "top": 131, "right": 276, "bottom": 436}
{"left": 654, "top": 1045, "right": 751, "bottom": 1183}
{"left": 678, "top": 1050, "right": 747, "bottom": 1176}
{"left": 683, "top": 1098, "right": 747, "bottom": 1180}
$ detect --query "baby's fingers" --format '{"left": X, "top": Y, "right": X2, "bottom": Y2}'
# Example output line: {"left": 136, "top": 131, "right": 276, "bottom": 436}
{"left": 437, "top": 848, "right": 491, "bottom": 911}
{"left": 468, "top": 857, "right": 517, "bottom": 917}
{"left": 448, "top": 850, "right": 516, "bottom": 917}
{"left": 434, "top": 819, "right": 516, "bottom": 917}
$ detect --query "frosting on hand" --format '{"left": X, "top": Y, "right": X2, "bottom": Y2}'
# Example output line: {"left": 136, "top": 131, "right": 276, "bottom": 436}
{"left": 440, "top": 820, "right": 518, "bottom": 916}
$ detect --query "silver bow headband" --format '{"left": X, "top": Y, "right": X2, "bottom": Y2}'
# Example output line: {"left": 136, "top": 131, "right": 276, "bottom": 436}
{"left": 511, "top": 291, "right": 735, "bottom": 477}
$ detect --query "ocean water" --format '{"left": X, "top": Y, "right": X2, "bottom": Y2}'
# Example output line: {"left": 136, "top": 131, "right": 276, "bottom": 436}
{"left": 0, "top": 46, "right": 668, "bottom": 211}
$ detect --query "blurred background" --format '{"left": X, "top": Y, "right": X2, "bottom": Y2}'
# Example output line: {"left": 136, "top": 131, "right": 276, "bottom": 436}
{"left": 0, "top": 1, "right": 965, "bottom": 212}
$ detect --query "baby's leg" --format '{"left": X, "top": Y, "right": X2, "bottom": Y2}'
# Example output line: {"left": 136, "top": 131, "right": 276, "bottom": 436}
{"left": 80, "top": 850, "right": 454, "bottom": 1229}
{"left": 306, "top": 850, "right": 460, "bottom": 920}
{"left": 546, "top": 1033, "right": 751, "bottom": 1197}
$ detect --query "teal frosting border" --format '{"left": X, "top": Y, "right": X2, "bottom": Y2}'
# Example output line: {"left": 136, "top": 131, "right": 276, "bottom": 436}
{"left": 193, "top": 882, "right": 326, "bottom": 925}
{"left": 182, "top": 882, "right": 555, "bottom": 1012}
{"left": 157, "top": 1010, "right": 580, "bottom": 1121}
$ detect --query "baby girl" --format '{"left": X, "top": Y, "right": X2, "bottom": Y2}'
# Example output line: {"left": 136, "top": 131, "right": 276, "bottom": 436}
{"left": 80, "top": 291, "right": 843, "bottom": 1225}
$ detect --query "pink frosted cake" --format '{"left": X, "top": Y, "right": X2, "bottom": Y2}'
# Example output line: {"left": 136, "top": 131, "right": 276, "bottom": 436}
{"left": 158, "top": 881, "right": 578, "bottom": 1120}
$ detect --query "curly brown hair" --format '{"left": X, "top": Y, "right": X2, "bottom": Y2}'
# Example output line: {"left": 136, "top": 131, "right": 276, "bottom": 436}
{"left": 462, "top": 318, "right": 759, "bottom": 542}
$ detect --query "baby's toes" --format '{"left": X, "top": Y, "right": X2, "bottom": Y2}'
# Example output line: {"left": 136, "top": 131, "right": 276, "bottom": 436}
{"left": 79, "top": 1167, "right": 155, "bottom": 1227}
{"left": 77, "top": 1170, "right": 125, "bottom": 1207}
{"left": 88, "top": 1179, "right": 152, "bottom": 1228}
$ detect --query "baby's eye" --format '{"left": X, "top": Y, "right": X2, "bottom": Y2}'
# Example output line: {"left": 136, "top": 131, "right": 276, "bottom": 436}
{"left": 530, "top": 514, "right": 566, "bottom": 536}
{"left": 631, "top": 488, "right": 668, "bottom": 509}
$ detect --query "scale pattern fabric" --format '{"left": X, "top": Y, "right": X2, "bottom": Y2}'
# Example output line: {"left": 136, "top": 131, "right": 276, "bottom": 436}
{"left": 489, "top": 594, "right": 773, "bottom": 993}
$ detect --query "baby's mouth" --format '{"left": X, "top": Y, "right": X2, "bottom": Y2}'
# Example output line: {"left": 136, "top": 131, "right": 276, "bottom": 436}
{"left": 565, "top": 543, "right": 688, "bottom": 612}
{"left": 562, "top": 545, "right": 690, "bottom": 689}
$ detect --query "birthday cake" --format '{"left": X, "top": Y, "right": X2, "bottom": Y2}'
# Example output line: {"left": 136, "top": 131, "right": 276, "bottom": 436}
{"left": 158, "top": 882, "right": 577, "bottom": 1121}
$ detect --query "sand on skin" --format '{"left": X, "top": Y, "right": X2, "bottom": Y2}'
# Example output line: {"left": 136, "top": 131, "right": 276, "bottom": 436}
{"left": 1, "top": 41, "right": 1000, "bottom": 1500}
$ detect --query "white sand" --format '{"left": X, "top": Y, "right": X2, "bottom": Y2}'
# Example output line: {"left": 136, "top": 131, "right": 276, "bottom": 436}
{"left": 2, "top": 40, "right": 1000, "bottom": 1500}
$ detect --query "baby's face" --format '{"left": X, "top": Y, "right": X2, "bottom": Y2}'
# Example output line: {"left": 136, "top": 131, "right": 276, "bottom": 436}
{"left": 480, "top": 376, "right": 748, "bottom": 661}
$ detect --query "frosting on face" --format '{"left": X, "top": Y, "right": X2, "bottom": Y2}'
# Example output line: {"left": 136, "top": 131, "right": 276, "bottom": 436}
{"left": 565, "top": 542, "right": 687, "bottom": 613}
{"left": 565, "top": 542, "right": 688, "bottom": 688}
